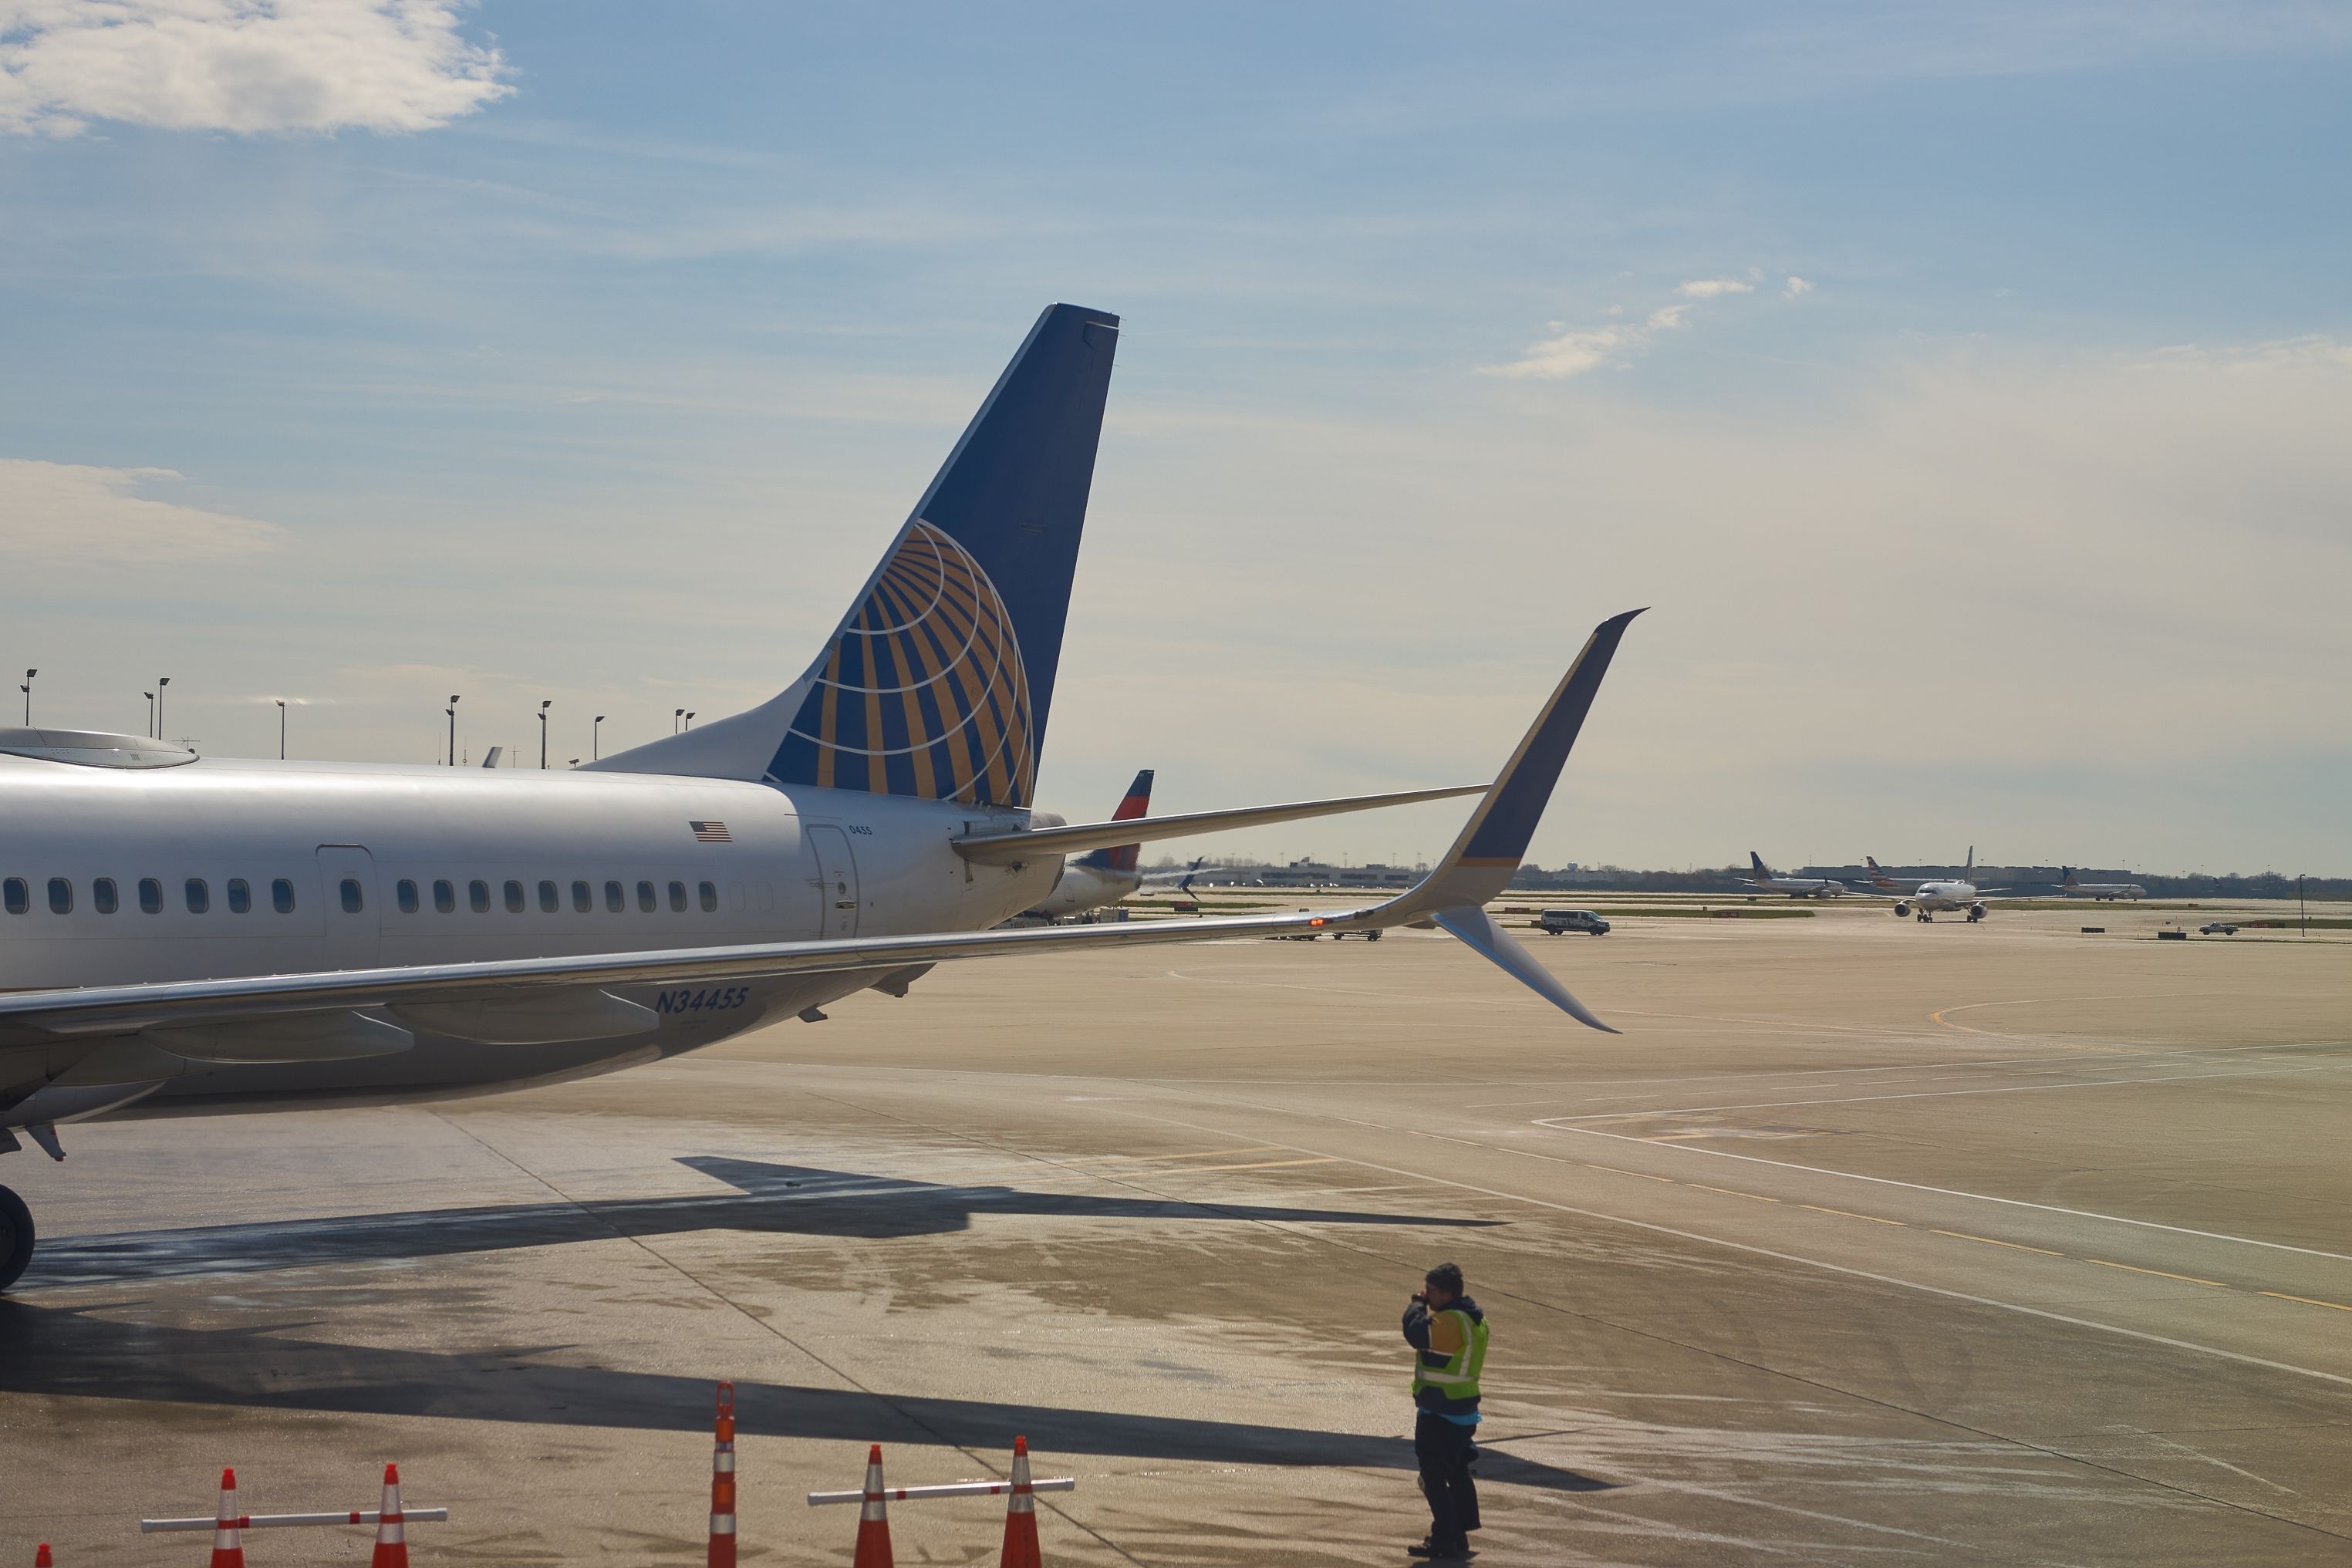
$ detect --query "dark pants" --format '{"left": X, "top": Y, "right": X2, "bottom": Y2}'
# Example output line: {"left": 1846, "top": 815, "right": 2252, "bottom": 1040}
{"left": 1414, "top": 1411, "right": 1480, "bottom": 1546}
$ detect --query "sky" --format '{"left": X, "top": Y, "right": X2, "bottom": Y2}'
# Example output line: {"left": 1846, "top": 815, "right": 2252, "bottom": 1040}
{"left": 2, "top": 2, "right": 2347, "bottom": 876}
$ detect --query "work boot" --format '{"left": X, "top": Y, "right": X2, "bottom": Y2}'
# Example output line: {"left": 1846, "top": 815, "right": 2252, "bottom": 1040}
{"left": 1406, "top": 1538, "right": 1471, "bottom": 1561}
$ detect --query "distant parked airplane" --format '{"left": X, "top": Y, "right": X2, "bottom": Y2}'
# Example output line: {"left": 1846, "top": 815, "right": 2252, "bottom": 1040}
{"left": 1743, "top": 851, "right": 1850, "bottom": 899}
{"left": 2059, "top": 868, "right": 2146, "bottom": 901}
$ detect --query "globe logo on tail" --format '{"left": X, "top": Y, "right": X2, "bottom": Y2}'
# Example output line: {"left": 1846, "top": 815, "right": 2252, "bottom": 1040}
{"left": 771, "top": 521, "right": 1037, "bottom": 808}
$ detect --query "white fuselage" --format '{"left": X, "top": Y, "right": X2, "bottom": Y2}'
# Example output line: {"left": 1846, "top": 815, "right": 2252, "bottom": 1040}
{"left": 1025, "top": 859, "right": 1142, "bottom": 919}
{"left": 1903, "top": 880, "right": 1981, "bottom": 912}
{"left": 2063, "top": 882, "right": 2145, "bottom": 901}
{"left": 0, "top": 754, "right": 1058, "bottom": 1113}
{"left": 1753, "top": 875, "right": 1846, "bottom": 898}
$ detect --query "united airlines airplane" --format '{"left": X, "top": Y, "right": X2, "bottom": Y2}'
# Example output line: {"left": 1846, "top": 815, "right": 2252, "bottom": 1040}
{"left": 2060, "top": 868, "right": 2147, "bottom": 901}
{"left": 0, "top": 303, "right": 1639, "bottom": 1291}
{"left": 1741, "top": 851, "right": 1851, "bottom": 899}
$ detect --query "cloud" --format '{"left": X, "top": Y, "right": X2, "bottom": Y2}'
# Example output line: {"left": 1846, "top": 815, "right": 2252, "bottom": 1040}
{"left": 1482, "top": 281, "right": 1750, "bottom": 379}
{"left": 0, "top": 459, "right": 282, "bottom": 561}
{"left": 1783, "top": 275, "right": 1813, "bottom": 298}
{"left": 1479, "top": 323, "right": 1640, "bottom": 380}
{"left": 0, "top": 0, "right": 511, "bottom": 137}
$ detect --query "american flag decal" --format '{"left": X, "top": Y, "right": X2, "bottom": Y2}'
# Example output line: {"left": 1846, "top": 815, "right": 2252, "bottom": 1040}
{"left": 690, "top": 821, "right": 731, "bottom": 843}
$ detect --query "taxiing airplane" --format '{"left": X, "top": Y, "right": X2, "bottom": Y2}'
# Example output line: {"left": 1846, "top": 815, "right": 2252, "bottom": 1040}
{"left": 0, "top": 302, "right": 1642, "bottom": 1290}
{"left": 2059, "top": 868, "right": 2146, "bottom": 901}
{"left": 1742, "top": 851, "right": 1850, "bottom": 899}
{"left": 1859, "top": 849, "right": 2014, "bottom": 922}
{"left": 1021, "top": 768, "right": 1156, "bottom": 919}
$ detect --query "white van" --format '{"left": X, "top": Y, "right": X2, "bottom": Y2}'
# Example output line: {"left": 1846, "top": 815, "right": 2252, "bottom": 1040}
{"left": 1538, "top": 908, "right": 1611, "bottom": 936}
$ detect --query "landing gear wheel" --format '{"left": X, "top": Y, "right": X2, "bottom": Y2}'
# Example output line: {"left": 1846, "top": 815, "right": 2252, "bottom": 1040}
{"left": 0, "top": 1185, "right": 32, "bottom": 1293}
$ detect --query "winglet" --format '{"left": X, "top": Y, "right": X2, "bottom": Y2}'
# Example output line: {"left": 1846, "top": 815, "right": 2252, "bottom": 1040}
{"left": 1432, "top": 906, "right": 1618, "bottom": 1033}
{"left": 1363, "top": 609, "right": 1642, "bottom": 1031}
{"left": 1382, "top": 609, "right": 1642, "bottom": 922}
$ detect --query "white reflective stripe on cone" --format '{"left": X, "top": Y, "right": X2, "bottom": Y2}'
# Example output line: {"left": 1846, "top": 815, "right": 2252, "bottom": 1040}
{"left": 710, "top": 1515, "right": 736, "bottom": 1533}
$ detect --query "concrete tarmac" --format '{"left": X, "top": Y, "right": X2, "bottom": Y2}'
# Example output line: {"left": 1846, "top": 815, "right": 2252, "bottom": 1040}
{"left": 3, "top": 902, "right": 2348, "bottom": 1563}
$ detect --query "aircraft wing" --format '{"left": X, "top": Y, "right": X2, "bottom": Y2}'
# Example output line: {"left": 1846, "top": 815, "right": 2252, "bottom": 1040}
{"left": 0, "top": 612, "right": 1644, "bottom": 1047}
{"left": 953, "top": 784, "right": 1485, "bottom": 865}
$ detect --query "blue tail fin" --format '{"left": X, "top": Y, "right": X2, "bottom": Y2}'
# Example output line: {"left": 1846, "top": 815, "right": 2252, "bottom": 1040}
{"left": 590, "top": 303, "right": 1120, "bottom": 800}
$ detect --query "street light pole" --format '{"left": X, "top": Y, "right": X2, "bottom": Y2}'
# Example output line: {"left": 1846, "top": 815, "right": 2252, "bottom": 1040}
{"left": 593, "top": 714, "right": 604, "bottom": 760}
{"left": 2300, "top": 873, "right": 2308, "bottom": 940}
{"left": 447, "top": 695, "right": 461, "bottom": 766}
{"left": 538, "top": 700, "right": 552, "bottom": 769}
{"left": 156, "top": 676, "right": 170, "bottom": 740}
{"left": 144, "top": 691, "right": 155, "bottom": 737}
{"left": 275, "top": 699, "right": 287, "bottom": 760}
{"left": 19, "top": 669, "right": 32, "bottom": 725}
{"left": 673, "top": 707, "right": 685, "bottom": 734}
{"left": 684, "top": 710, "right": 696, "bottom": 731}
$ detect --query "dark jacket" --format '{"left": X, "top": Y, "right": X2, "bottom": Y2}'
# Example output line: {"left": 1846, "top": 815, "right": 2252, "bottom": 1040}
{"left": 1402, "top": 1294, "right": 1486, "bottom": 1415}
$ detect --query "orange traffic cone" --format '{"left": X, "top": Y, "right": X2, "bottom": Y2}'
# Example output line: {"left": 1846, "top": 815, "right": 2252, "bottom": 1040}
{"left": 370, "top": 1462, "right": 410, "bottom": 1567}
{"left": 209, "top": 1467, "right": 246, "bottom": 1568}
{"left": 851, "top": 1445, "right": 893, "bottom": 1568}
{"left": 707, "top": 1382, "right": 737, "bottom": 1568}
{"left": 999, "top": 1436, "right": 1042, "bottom": 1568}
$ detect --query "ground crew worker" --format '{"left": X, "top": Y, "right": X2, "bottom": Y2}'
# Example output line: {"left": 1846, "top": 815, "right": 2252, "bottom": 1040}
{"left": 1402, "top": 1260, "right": 1486, "bottom": 1560}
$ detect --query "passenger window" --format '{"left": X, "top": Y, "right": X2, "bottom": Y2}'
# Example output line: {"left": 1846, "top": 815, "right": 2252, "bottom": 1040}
{"left": 538, "top": 879, "right": 558, "bottom": 913}
{"left": 604, "top": 879, "right": 624, "bottom": 913}
{"left": 3, "top": 878, "right": 25, "bottom": 916}
{"left": 636, "top": 879, "right": 656, "bottom": 913}
{"left": 572, "top": 879, "right": 592, "bottom": 913}
{"left": 668, "top": 879, "right": 687, "bottom": 912}
{"left": 396, "top": 879, "right": 419, "bottom": 914}
{"left": 469, "top": 879, "right": 491, "bottom": 914}
{"left": 93, "top": 877, "right": 120, "bottom": 915}
{"left": 140, "top": 877, "right": 163, "bottom": 914}
{"left": 273, "top": 878, "right": 296, "bottom": 914}
{"left": 227, "top": 878, "right": 252, "bottom": 915}
{"left": 339, "top": 878, "right": 365, "bottom": 914}
{"left": 434, "top": 878, "right": 456, "bottom": 914}
{"left": 48, "top": 876, "right": 73, "bottom": 915}
{"left": 184, "top": 878, "right": 209, "bottom": 914}
{"left": 504, "top": 878, "right": 525, "bottom": 914}
{"left": 699, "top": 880, "right": 718, "bottom": 912}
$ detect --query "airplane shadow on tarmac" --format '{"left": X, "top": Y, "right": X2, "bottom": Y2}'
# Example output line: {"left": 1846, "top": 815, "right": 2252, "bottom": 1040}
{"left": 0, "top": 1298, "right": 1610, "bottom": 1492}
{"left": 1, "top": 1158, "right": 1608, "bottom": 1493}
{"left": 25, "top": 1155, "right": 1500, "bottom": 1287}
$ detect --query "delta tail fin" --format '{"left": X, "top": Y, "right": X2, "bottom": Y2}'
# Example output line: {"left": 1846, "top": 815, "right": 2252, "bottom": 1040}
{"left": 590, "top": 302, "right": 1121, "bottom": 804}
{"left": 1078, "top": 768, "right": 1155, "bottom": 873}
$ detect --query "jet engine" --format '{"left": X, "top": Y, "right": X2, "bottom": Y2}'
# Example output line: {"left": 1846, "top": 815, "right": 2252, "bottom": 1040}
{"left": 1892, "top": 902, "right": 1910, "bottom": 917}
{"left": 1969, "top": 902, "right": 1987, "bottom": 920}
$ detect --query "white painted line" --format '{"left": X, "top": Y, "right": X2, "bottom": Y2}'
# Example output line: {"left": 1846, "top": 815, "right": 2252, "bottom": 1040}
{"left": 1536, "top": 1059, "right": 2352, "bottom": 1121}
{"left": 1537, "top": 1125, "right": 2352, "bottom": 1263}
